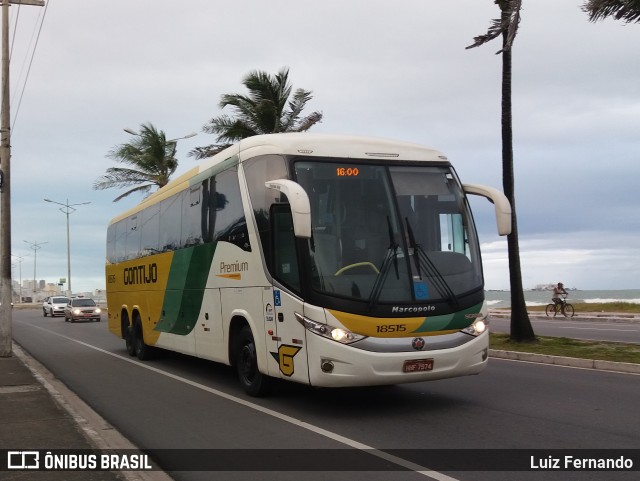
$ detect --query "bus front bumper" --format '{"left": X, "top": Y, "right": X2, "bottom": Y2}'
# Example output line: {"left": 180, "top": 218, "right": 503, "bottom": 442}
{"left": 305, "top": 330, "right": 489, "bottom": 388}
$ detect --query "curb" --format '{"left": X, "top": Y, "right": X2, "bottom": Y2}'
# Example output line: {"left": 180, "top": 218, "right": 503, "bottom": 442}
{"left": 13, "top": 343, "right": 174, "bottom": 481}
{"left": 489, "top": 349, "right": 640, "bottom": 374}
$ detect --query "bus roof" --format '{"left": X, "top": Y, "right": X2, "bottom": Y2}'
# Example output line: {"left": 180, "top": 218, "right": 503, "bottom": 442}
{"left": 108, "top": 133, "right": 448, "bottom": 225}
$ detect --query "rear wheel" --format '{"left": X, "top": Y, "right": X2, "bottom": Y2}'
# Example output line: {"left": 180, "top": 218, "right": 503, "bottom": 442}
{"left": 235, "top": 325, "right": 270, "bottom": 397}
{"left": 124, "top": 320, "right": 136, "bottom": 356}
{"left": 133, "top": 316, "right": 155, "bottom": 361}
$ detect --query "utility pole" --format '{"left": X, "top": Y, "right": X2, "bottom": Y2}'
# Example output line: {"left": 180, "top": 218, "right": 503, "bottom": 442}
{"left": 0, "top": 0, "right": 45, "bottom": 357}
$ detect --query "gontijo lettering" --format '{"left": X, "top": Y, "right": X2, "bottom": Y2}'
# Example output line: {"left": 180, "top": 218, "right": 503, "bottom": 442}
{"left": 123, "top": 263, "right": 158, "bottom": 285}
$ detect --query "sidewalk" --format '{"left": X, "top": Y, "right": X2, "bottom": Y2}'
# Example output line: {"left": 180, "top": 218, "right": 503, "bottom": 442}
{"left": 0, "top": 344, "right": 172, "bottom": 481}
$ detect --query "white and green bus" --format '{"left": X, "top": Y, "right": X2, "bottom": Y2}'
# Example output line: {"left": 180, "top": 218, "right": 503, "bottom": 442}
{"left": 106, "top": 133, "right": 510, "bottom": 396}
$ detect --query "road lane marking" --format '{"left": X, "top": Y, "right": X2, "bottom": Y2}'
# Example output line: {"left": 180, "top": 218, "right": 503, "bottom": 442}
{"left": 25, "top": 322, "right": 459, "bottom": 481}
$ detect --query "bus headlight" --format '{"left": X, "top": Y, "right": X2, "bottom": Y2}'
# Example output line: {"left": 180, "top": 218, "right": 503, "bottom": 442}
{"left": 462, "top": 318, "right": 488, "bottom": 336}
{"left": 295, "top": 313, "right": 366, "bottom": 345}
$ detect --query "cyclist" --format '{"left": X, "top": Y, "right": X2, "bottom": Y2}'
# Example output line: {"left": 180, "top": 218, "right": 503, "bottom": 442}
{"left": 551, "top": 282, "right": 568, "bottom": 310}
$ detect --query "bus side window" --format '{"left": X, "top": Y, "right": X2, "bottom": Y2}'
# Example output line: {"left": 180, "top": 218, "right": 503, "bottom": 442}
{"left": 243, "top": 155, "right": 288, "bottom": 268}
{"left": 106, "top": 223, "right": 116, "bottom": 263}
{"left": 140, "top": 203, "right": 160, "bottom": 256}
{"left": 114, "top": 219, "right": 127, "bottom": 262}
{"left": 270, "top": 203, "right": 301, "bottom": 293}
{"left": 159, "top": 193, "right": 182, "bottom": 252}
{"left": 182, "top": 185, "right": 203, "bottom": 247}
{"left": 125, "top": 215, "right": 140, "bottom": 260}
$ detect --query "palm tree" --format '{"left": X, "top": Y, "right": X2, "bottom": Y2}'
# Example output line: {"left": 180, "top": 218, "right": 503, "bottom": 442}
{"left": 190, "top": 67, "right": 323, "bottom": 159}
{"left": 94, "top": 123, "right": 179, "bottom": 202}
{"left": 582, "top": 0, "right": 640, "bottom": 23}
{"left": 467, "top": 0, "right": 536, "bottom": 342}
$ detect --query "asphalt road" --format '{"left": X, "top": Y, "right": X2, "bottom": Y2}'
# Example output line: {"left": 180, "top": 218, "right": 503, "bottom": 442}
{"left": 10, "top": 309, "right": 640, "bottom": 481}
{"left": 489, "top": 314, "right": 640, "bottom": 343}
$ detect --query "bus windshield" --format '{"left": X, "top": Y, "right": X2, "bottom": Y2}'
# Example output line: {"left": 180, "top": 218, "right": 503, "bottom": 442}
{"left": 294, "top": 161, "right": 483, "bottom": 306}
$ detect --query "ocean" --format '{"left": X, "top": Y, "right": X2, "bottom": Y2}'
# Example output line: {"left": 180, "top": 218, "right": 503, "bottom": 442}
{"left": 485, "top": 289, "right": 640, "bottom": 309}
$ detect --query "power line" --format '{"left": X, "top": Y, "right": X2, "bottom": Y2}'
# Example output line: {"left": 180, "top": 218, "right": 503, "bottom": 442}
{"left": 11, "top": 0, "right": 51, "bottom": 132}
{"left": 9, "top": 3, "right": 20, "bottom": 60}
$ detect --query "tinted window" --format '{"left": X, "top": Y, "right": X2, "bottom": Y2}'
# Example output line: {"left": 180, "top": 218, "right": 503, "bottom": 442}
{"left": 125, "top": 215, "right": 141, "bottom": 260}
{"left": 213, "top": 168, "right": 249, "bottom": 251}
{"left": 159, "top": 193, "right": 182, "bottom": 252}
{"left": 243, "top": 155, "right": 288, "bottom": 266}
{"left": 140, "top": 203, "right": 160, "bottom": 256}
{"left": 182, "top": 185, "right": 203, "bottom": 247}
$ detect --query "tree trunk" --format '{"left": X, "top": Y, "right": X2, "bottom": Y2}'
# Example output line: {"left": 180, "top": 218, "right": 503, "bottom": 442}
{"left": 501, "top": 29, "right": 536, "bottom": 342}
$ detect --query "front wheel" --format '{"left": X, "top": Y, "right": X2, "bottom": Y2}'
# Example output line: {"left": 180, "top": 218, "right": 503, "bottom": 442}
{"left": 545, "top": 304, "right": 556, "bottom": 317}
{"left": 236, "top": 326, "right": 270, "bottom": 397}
{"left": 563, "top": 304, "right": 575, "bottom": 317}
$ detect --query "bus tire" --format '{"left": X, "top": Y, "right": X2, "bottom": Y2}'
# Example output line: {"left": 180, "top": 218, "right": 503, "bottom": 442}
{"left": 124, "top": 321, "right": 137, "bottom": 357}
{"left": 236, "top": 325, "right": 270, "bottom": 397}
{"left": 133, "top": 316, "right": 155, "bottom": 361}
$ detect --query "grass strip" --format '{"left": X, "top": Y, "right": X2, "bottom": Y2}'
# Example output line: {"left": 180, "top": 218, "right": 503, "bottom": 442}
{"left": 490, "top": 333, "right": 640, "bottom": 364}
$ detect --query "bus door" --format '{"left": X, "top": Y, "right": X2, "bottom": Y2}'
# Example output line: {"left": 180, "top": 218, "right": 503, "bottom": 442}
{"left": 265, "top": 204, "right": 310, "bottom": 384}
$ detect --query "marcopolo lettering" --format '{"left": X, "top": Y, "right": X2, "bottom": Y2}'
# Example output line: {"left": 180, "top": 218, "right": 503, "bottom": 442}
{"left": 391, "top": 305, "right": 435, "bottom": 313}
{"left": 124, "top": 263, "right": 158, "bottom": 285}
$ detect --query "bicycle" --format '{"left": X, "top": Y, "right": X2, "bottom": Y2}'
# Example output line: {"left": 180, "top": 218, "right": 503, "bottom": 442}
{"left": 545, "top": 294, "right": 575, "bottom": 318}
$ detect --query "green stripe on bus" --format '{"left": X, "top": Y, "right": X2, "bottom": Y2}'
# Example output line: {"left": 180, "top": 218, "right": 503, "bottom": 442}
{"left": 411, "top": 303, "right": 483, "bottom": 333}
{"left": 155, "top": 243, "right": 217, "bottom": 335}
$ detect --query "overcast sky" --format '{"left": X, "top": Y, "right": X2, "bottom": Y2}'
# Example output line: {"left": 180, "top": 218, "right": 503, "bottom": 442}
{"left": 6, "top": 0, "right": 640, "bottom": 294}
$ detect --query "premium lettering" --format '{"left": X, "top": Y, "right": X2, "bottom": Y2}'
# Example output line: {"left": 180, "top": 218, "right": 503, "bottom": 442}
{"left": 220, "top": 260, "right": 248, "bottom": 273}
{"left": 124, "top": 263, "right": 158, "bottom": 285}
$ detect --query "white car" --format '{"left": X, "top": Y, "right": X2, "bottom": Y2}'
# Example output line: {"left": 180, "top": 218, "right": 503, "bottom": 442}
{"left": 42, "top": 296, "right": 70, "bottom": 317}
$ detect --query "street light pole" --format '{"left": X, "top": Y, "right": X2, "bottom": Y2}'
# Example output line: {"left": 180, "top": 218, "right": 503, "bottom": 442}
{"left": 11, "top": 254, "right": 27, "bottom": 302}
{"left": 44, "top": 198, "right": 90, "bottom": 297}
{"left": 24, "top": 240, "right": 47, "bottom": 299}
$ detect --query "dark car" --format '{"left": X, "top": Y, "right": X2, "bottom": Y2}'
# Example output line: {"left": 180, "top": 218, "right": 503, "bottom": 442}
{"left": 64, "top": 297, "right": 102, "bottom": 322}
{"left": 43, "top": 296, "right": 70, "bottom": 317}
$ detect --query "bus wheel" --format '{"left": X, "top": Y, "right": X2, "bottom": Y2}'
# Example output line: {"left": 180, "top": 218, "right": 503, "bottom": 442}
{"left": 236, "top": 325, "right": 270, "bottom": 397}
{"left": 124, "top": 321, "right": 136, "bottom": 357}
{"left": 133, "top": 317, "right": 155, "bottom": 361}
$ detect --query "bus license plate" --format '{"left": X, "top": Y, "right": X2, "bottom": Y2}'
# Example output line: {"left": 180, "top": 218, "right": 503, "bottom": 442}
{"left": 403, "top": 359, "right": 434, "bottom": 373}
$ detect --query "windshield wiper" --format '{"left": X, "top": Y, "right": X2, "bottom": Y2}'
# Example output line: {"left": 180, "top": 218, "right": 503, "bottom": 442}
{"left": 367, "top": 217, "right": 400, "bottom": 310}
{"left": 405, "top": 218, "right": 458, "bottom": 307}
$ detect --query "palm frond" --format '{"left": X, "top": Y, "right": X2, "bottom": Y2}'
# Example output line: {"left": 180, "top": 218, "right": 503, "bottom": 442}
{"left": 110, "top": 184, "right": 154, "bottom": 203}
{"left": 583, "top": 0, "right": 640, "bottom": 23}
{"left": 467, "top": 0, "right": 522, "bottom": 54}
{"left": 188, "top": 144, "right": 232, "bottom": 160}
{"left": 194, "top": 67, "right": 321, "bottom": 153}
{"left": 292, "top": 111, "right": 323, "bottom": 132}
{"left": 96, "top": 122, "right": 179, "bottom": 201}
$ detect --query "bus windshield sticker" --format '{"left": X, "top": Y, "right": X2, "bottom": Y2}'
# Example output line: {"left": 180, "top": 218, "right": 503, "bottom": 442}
{"left": 274, "top": 290, "right": 281, "bottom": 307}
{"left": 413, "top": 281, "right": 429, "bottom": 300}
